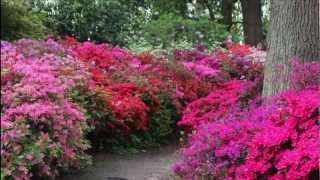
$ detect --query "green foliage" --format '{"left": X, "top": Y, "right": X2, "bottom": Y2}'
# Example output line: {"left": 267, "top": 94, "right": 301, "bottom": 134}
{"left": 141, "top": 93, "right": 179, "bottom": 144}
{"left": 68, "top": 85, "right": 117, "bottom": 150}
{"left": 106, "top": 93, "right": 179, "bottom": 154}
{"left": 0, "top": 0, "right": 46, "bottom": 40}
{"left": 147, "top": 0, "right": 189, "bottom": 17}
{"left": 38, "top": 0, "right": 133, "bottom": 45}
{"left": 128, "top": 13, "right": 232, "bottom": 50}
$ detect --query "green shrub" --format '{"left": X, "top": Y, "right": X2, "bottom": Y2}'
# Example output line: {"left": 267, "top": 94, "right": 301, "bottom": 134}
{"left": 107, "top": 93, "right": 179, "bottom": 153}
{"left": 68, "top": 85, "right": 118, "bottom": 150}
{"left": 1, "top": 0, "right": 46, "bottom": 40}
{"left": 141, "top": 93, "right": 179, "bottom": 144}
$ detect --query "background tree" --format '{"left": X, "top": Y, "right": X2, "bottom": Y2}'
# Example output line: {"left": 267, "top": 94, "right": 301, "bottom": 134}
{"left": 36, "top": 0, "right": 134, "bottom": 45}
{"left": 240, "top": 0, "right": 264, "bottom": 46}
{"left": 2, "top": 0, "right": 270, "bottom": 49}
{"left": 1, "top": 0, "right": 46, "bottom": 40}
{"left": 196, "top": 0, "right": 266, "bottom": 46}
{"left": 262, "top": 0, "right": 319, "bottom": 96}
{"left": 221, "top": 0, "right": 234, "bottom": 31}
{"left": 140, "top": 13, "right": 230, "bottom": 49}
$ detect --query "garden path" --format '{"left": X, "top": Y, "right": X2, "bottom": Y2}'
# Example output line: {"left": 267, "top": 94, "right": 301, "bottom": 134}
{"left": 59, "top": 142, "right": 180, "bottom": 180}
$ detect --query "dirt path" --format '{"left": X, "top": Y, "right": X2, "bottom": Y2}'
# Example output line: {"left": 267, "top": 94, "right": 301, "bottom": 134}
{"left": 59, "top": 143, "right": 180, "bottom": 180}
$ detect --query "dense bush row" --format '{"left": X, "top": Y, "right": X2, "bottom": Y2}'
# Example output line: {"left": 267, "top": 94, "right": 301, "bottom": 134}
{"left": 1, "top": 38, "right": 318, "bottom": 179}
{"left": 1, "top": 37, "right": 211, "bottom": 178}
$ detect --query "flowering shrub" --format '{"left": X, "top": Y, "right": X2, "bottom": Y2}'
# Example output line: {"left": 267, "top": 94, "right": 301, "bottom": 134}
{"left": 68, "top": 84, "right": 117, "bottom": 149}
{"left": 175, "top": 41, "right": 264, "bottom": 83}
{"left": 3, "top": 37, "right": 282, "bottom": 179}
{"left": 70, "top": 40, "right": 214, "bottom": 136}
{"left": 73, "top": 42, "right": 114, "bottom": 69}
{"left": 174, "top": 109, "right": 263, "bottom": 179}
{"left": 140, "top": 93, "right": 179, "bottom": 144}
{"left": 178, "top": 80, "right": 255, "bottom": 129}
{"left": 176, "top": 41, "right": 264, "bottom": 129}
{"left": 173, "top": 60, "right": 320, "bottom": 179}
{"left": 174, "top": 87, "right": 319, "bottom": 179}
{"left": 71, "top": 43, "right": 151, "bottom": 134}
{"left": 233, "top": 88, "right": 319, "bottom": 179}
{"left": 105, "top": 83, "right": 149, "bottom": 133}
{"left": 290, "top": 59, "right": 320, "bottom": 89}
{"left": 65, "top": 38, "right": 268, "bottom": 154}
{"left": 1, "top": 40, "right": 91, "bottom": 179}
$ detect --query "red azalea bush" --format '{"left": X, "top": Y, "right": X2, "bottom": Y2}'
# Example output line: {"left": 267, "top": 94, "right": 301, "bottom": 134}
{"left": 1, "top": 40, "right": 91, "bottom": 179}
{"left": 70, "top": 42, "right": 151, "bottom": 136}
{"left": 73, "top": 42, "right": 115, "bottom": 69}
{"left": 104, "top": 83, "right": 149, "bottom": 133}
{"left": 178, "top": 80, "right": 256, "bottom": 129}
{"left": 69, "top": 39, "right": 215, "bottom": 137}
{"left": 64, "top": 39, "right": 179, "bottom": 149}
{"left": 290, "top": 59, "right": 320, "bottom": 89}
{"left": 176, "top": 41, "right": 264, "bottom": 129}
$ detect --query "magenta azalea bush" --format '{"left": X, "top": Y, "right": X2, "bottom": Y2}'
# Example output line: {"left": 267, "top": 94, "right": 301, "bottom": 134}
{"left": 173, "top": 60, "right": 320, "bottom": 179}
{"left": 233, "top": 88, "right": 319, "bottom": 179}
{"left": 174, "top": 87, "right": 319, "bottom": 179}
{"left": 1, "top": 40, "right": 91, "bottom": 179}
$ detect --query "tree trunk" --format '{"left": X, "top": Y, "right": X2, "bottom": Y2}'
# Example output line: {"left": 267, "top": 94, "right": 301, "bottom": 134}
{"left": 240, "top": 0, "right": 264, "bottom": 46}
{"left": 202, "top": 0, "right": 215, "bottom": 21}
{"left": 262, "top": 0, "right": 320, "bottom": 97}
{"left": 221, "top": 0, "right": 233, "bottom": 31}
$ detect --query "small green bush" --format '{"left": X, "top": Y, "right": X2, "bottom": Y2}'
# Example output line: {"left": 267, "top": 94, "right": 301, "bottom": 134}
{"left": 141, "top": 93, "right": 179, "bottom": 144}
{"left": 68, "top": 85, "right": 118, "bottom": 151}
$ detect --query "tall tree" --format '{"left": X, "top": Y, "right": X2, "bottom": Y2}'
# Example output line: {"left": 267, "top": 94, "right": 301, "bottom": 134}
{"left": 221, "top": 0, "right": 234, "bottom": 31}
{"left": 262, "top": 0, "right": 320, "bottom": 97}
{"left": 240, "top": 0, "right": 264, "bottom": 46}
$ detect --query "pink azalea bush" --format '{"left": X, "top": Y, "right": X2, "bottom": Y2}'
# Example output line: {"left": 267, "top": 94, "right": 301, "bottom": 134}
{"left": 1, "top": 40, "right": 91, "bottom": 179}
{"left": 176, "top": 41, "right": 264, "bottom": 83}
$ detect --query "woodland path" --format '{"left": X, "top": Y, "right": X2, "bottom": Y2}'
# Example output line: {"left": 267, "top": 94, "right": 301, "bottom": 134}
{"left": 59, "top": 142, "right": 180, "bottom": 180}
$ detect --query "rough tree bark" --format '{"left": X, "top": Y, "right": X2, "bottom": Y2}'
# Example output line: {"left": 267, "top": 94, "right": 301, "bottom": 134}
{"left": 262, "top": 0, "right": 320, "bottom": 97}
{"left": 240, "top": 0, "right": 264, "bottom": 46}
